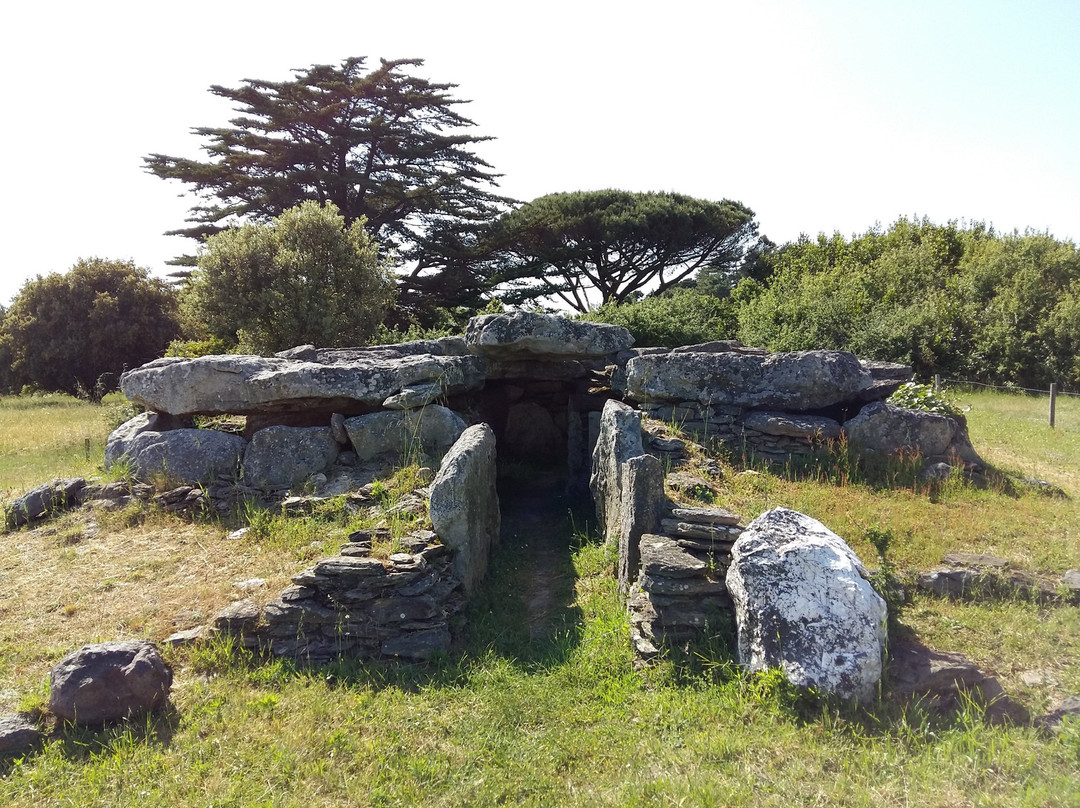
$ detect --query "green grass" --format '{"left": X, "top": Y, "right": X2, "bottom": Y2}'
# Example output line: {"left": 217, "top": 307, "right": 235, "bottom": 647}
{"left": 0, "top": 392, "right": 122, "bottom": 499}
{"left": 1, "top": 391, "right": 1079, "bottom": 806}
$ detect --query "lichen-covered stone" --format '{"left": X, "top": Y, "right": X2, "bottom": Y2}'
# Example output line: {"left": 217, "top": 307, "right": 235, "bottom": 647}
{"left": 625, "top": 350, "right": 872, "bottom": 410}
{"left": 726, "top": 508, "right": 886, "bottom": 702}
{"left": 844, "top": 401, "right": 983, "bottom": 465}
{"left": 120, "top": 352, "right": 484, "bottom": 416}
{"left": 344, "top": 405, "right": 466, "bottom": 462}
{"left": 465, "top": 312, "right": 633, "bottom": 358}
{"left": 242, "top": 426, "right": 340, "bottom": 489}
{"left": 590, "top": 400, "right": 644, "bottom": 544}
{"left": 429, "top": 424, "right": 500, "bottom": 594}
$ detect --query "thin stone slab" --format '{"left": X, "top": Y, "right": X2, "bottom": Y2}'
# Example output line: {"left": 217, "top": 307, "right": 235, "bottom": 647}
{"left": 661, "top": 519, "right": 741, "bottom": 541}
{"left": 741, "top": 411, "right": 842, "bottom": 440}
{"left": 669, "top": 507, "right": 741, "bottom": 526}
{"left": 639, "top": 534, "right": 707, "bottom": 579}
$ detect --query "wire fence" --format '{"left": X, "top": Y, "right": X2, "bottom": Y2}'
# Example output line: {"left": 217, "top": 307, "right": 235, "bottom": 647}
{"left": 933, "top": 375, "right": 1074, "bottom": 427}
{"left": 937, "top": 377, "right": 1080, "bottom": 399}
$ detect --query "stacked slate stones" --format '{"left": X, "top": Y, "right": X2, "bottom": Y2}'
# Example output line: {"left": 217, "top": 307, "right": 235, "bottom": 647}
{"left": 628, "top": 505, "right": 743, "bottom": 659}
{"left": 195, "top": 528, "right": 463, "bottom": 663}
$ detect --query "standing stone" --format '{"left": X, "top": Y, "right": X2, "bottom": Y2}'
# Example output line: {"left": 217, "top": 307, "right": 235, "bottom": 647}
{"left": 617, "top": 454, "right": 665, "bottom": 593}
{"left": 242, "top": 426, "right": 340, "bottom": 489}
{"left": 117, "top": 429, "right": 247, "bottom": 485}
{"left": 429, "top": 424, "right": 500, "bottom": 594}
{"left": 726, "top": 508, "right": 887, "bottom": 702}
{"left": 49, "top": 641, "right": 173, "bottom": 723}
{"left": 504, "top": 402, "right": 564, "bottom": 461}
{"left": 590, "top": 400, "right": 644, "bottom": 544}
{"left": 344, "top": 405, "right": 466, "bottom": 463}
{"left": 104, "top": 411, "right": 193, "bottom": 468}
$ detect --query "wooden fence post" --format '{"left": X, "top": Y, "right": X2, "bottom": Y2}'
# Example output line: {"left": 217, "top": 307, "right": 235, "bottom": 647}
{"left": 1049, "top": 383, "right": 1057, "bottom": 428}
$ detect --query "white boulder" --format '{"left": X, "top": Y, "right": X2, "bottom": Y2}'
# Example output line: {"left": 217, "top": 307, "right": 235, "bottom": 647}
{"left": 726, "top": 508, "right": 887, "bottom": 701}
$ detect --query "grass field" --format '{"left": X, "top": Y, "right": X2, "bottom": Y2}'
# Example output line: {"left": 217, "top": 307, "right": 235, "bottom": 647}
{"left": 0, "top": 390, "right": 1078, "bottom": 806}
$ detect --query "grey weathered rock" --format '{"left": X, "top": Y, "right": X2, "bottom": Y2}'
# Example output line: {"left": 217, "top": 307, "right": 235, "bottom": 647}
{"left": 429, "top": 424, "right": 500, "bottom": 594}
{"left": 112, "top": 428, "right": 247, "bottom": 484}
{"left": 888, "top": 638, "right": 1029, "bottom": 725}
{"left": 844, "top": 402, "right": 983, "bottom": 465}
{"left": 6, "top": 477, "right": 87, "bottom": 527}
{"left": 104, "top": 412, "right": 193, "bottom": 467}
{"left": 640, "top": 534, "right": 707, "bottom": 579}
{"left": 344, "top": 405, "right": 466, "bottom": 463}
{"left": 664, "top": 472, "right": 716, "bottom": 501}
{"left": 859, "top": 360, "right": 914, "bottom": 381}
{"left": 726, "top": 508, "right": 886, "bottom": 701}
{"left": 242, "top": 426, "right": 340, "bottom": 489}
{"left": 1034, "top": 696, "right": 1080, "bottom": 732}
{"left": 742, "top": 411, "right": 842, "bottom": 441}
{"left": 211, "top": 599, "right": 262, "bottom": 635}
{"left": 275, "top": 337, "right": 469, "bottom": 363}
{"left": 0, "top": 714, "right": 42, "bottom": 757}
{"left": 49, "top": 641, "right": 173, "bottom": 723}
{"left": 381, "top": 626, "right": 451, "bottom": 660}
{"left": 465, "top": 312, "right": 633, "bottom": 358}
{"left": 669, "top": 507, "right": 740, "bottom": 526}
{"left": 617, "top": 454, "right": 665, "bottom": 593}
{"left": 120, "top": 352, "right": 484, "bottom": 416}
{"left": 382, "top": 383, "right": 444, "bottom": 410}
{"left": 625, "top": 350, "right": 872, "bottom": 410}
{"left": 590, "top": 400, "right": 644, "bottom": 544}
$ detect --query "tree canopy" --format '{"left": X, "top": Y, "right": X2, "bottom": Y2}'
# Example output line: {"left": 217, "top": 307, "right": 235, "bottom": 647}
{"left": 736, "top": 218, "right": 1080, "bottom": 388}
{"left": 0, "top": 259, "right": 180, "bottom": 396}
{"left": 485, "top": 190, "right": 758, "bottom": 311}
{"left": 184, "top": 201, "right": 395, "bottom": 354}
{"left": 144, "top": 57, "right": 509, "bottom": 270}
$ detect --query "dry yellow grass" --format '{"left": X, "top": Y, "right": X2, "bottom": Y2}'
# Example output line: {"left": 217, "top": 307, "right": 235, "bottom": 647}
{"left": 0, "top": 503, "right": 342, "bottom": 713}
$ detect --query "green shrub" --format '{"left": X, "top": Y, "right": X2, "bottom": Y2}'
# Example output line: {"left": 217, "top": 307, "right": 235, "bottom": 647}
{"left": 887, "top": 382, "right": 959, "bottom": 416}
{"left": 581, "top": 288, "right": 736, "bottom": 347}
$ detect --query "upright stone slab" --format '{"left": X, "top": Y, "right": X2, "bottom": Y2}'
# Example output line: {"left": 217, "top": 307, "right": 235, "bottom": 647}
{"left": 589, "top": 400, "right": 644, "bottom": 544}
{"left": 344, "top": 405, "right": 466, "bottom": 463}
{"left": 242, "top": 426, "right": 340, "bottom": 489}
{"left": 429, "top": 424, "right": 500, "bottom": 594}
{"left": 104, "top": 412, "right": 193, "bottom": 468}
{"left": 726, "top": 508, "right": 887, "bottom": 702}
{"left": 465, "top": 312, "right": 634, "bottom": 358}
{"left": 117, "top": 429, "right": 247, "bottom": 485}
{"left": 617, "top": 454, "right": 664, "bottom": 593}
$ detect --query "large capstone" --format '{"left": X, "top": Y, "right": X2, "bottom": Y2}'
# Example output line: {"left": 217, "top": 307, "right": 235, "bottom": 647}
{"left": 242, "top": 426, "right": 340, "bottom": 489}
{"left": 119, "top": 352, "right": 485, "bottom": 417}
{"left": 429, "top": 424, "right": 500, "bottom": 594}
{"left": 625, "top": 350, "right": 873, "bottom": 410}
{"left": 49, "top": 640, "right": 173, "bottom": 724}
{"left": 726, "top": 508, "right": 887, "bottom": 702}
{"left": 466, "top": 312, "right": 634, "bottom": 358}
{"left": 589, "top": 399, "right": 644, "bottom": 544}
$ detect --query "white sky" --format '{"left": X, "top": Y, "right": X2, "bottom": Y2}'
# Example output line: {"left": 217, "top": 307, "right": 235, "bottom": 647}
{"left": 1, "top": 0, "right": 1077, "bottom": 306}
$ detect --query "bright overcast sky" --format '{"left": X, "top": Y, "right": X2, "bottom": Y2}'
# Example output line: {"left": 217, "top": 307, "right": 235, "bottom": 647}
{"left": 1, "top": 0, "right": 1077, "bottom": 306}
